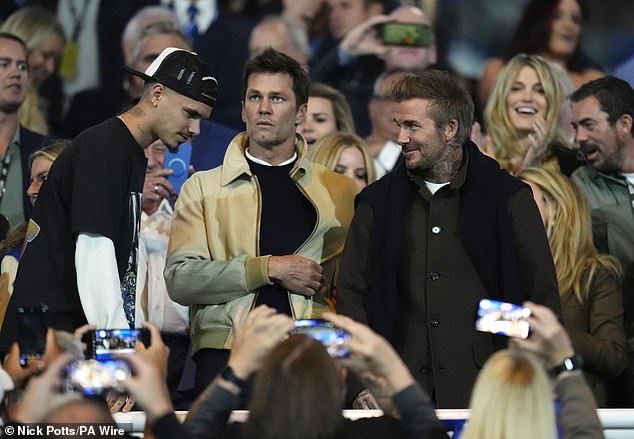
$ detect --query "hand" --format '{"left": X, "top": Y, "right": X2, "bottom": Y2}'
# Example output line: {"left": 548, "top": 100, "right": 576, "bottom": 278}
{"left": 340, "top": 15, "right": 391, "bottom": 57}
{"left": 143, "top": 166, "right": 174, "bottom": 212}
{"left": 73, "top": 323, "right": 96, "bottom": 339}
{"left": 513, "top": 301, "right": 575, "bottom": 367}
{"left": 268, "top": 255, "right": 323, "bottom": 297}
{"left": 72, "top": 323, "right": 96, "bottom": 357}
{"left": 228, "top": 305, "right": 294, "bottom": 379}
{"left": 351, "top": 388, "right": 380, "bottom": 409}
{"left": 521, "top": 116, "right": 549, "bottom": 170}
{"left": 106, "top": 391, "right": 135, "bottom": 414}
{"left": 12, "top": 353, "right": 78, "bottom": 423}
{"left": 3, "top": 342, "right": 44, "bottom": 389}
{"left": 108, "top": 322, "right": 168, "bottom": 414}
{"left": 120, "top": 354, "right": 173, "bottom": 423}
{"left": 323, "top": 312, "right": 414, "bottom": 393}
{"left": 3, "top": 328, "right": 62, "bottom": 389}
{"left": 135, "top": 321, "right": 170, "bottom": 381}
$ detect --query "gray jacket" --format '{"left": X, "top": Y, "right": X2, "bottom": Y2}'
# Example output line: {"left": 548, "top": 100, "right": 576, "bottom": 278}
{"left": 571, "top": 166, "right": 634, "bottom": 270}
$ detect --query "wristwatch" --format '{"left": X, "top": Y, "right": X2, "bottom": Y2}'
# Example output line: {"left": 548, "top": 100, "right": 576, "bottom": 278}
{"left": 551, "top": 354, "right": 583, "bottom": 376}
{"left": 220, "top": 366, "right": 250, "bottom": 389}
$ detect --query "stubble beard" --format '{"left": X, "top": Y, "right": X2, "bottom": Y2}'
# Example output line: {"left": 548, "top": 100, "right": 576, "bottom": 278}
{"left": 0, "top": 100, "right": 21, "bottom": 115}
{"left": 406, "top": 140, "right": 463, "bottom": 183}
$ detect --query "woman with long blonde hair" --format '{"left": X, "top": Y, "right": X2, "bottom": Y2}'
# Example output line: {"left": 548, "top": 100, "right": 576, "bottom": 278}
{"left": 485, "top": 54, "right": 577, "bottom": 175}
{"left": 520, "top": 167, "right": 627, "bottom": 405}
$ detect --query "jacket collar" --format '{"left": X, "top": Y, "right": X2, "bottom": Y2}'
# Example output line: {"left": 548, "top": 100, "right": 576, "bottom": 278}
{"left": 584, "top": 164, "right": 628, "bottom": 187}
{"left": 220, "top": 132, "right": 310, "bottom": 186}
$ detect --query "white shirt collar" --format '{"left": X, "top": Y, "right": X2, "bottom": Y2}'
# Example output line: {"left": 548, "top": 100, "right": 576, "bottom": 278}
{"left": 245, "top": 148, "right": 297, "bottom": 166}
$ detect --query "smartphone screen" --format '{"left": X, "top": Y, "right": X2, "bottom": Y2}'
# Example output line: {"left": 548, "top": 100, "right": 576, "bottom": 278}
{"left": 17, "top": 304, "right": 48, "bottom": 366}
{"left": 292, "top": 320, "right": 350, "bottom": 358}
{"left": 85, "top": 328, "right": 149, "bottom": 360}
{"left": 64, "top": 359, "right": 132, "bottom": 395}
{"left": 475, "top": 299, "right": 531, "bottom": 339}
{"left": 165, "top": 142, "right": 192, "bottom": 195}
{"left": 381, "top": 22, "right": 432, "bottom": 47}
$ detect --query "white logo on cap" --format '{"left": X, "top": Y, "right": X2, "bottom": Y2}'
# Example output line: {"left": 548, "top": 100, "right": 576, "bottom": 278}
{"left": 144, "top": 47, "right": 196, "bottom": 76}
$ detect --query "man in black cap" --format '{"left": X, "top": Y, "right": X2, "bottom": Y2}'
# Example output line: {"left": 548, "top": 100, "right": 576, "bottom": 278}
{"left": 1, "top": 48, "right": 216, "bottom": 349}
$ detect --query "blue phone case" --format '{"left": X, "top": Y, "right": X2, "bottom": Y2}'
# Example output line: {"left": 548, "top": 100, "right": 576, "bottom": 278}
{"left": 165, "top": 142, "right": 192, "bottom": 194}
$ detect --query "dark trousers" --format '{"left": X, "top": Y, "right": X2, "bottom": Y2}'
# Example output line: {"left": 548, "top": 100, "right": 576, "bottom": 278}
{"left": 193, "top": 347, "right": 230, "bottom": 397}
{"left": 161, "top": 331, "right": 193, "bottom": 410}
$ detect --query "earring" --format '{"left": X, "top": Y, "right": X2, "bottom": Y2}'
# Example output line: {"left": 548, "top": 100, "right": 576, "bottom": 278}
{"left": 153, "top": 99, "right": 158, "bottom": 108}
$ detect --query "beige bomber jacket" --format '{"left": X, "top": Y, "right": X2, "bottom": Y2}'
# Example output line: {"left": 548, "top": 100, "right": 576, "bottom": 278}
{"left": 164, "top": 133, "right": 357, "bottom": 353}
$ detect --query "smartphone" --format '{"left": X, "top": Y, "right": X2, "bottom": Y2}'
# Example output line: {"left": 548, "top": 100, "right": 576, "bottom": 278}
{"left": 292, "top": 320, "right": 351, "bottom": 358}
{"left": 83, "top": 328, "right": 150, "bottom": 361}
{"left": 380, "top": 22, "right": 432, "bottom": 47}
{"left": 17, "top": 304, "right": 49, "bottom": 367}
{"left": 63, "top": 359, "right": 132, "bottom": 396}
{"left": 165, "top": 142, "right": 192, "bottom": 194}
{"left": 475, "top": 299, "right": 531, "bottom": 339}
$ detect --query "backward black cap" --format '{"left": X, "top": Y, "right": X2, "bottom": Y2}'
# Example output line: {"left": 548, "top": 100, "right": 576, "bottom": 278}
{"left": 124, "top": 47, "right": 218, "bottom": 107}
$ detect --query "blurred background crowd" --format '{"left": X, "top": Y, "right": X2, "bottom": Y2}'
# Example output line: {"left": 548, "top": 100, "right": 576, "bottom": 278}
{"left": 0, "top": 0, "right": 631, "bottom": 437}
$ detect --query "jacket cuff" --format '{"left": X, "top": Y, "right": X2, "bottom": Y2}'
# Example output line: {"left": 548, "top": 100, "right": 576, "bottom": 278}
{"left": 245, "top": 255, "right": 272, "bottom": 290}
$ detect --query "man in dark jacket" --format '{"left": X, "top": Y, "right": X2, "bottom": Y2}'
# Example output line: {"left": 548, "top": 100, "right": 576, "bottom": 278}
{"left": 0, "top": 33, "right": 46, "bottom": 230}
{"left": 337, "top": 69, "right": 560, "bottom": 408}
{"left": 570, "top": 75, "right": 634, "bottom": 406}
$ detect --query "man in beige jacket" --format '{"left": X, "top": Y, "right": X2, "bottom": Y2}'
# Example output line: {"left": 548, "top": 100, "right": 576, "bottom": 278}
{"left": 165, "top": 49, "right": 357, "bottom": 395}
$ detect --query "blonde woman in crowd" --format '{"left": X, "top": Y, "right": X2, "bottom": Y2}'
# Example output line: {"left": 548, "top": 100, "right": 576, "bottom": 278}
{"left": 298, "top": 82, "right": 355, "bottom": 147}
{"left": 520, "top": 167, "right": 627, "bottom": 406}
{"left": 0, "top": 7, "right": 66, "bottom": 135}
{"left": 484, "top": 54, "right": 580, "bottom": 175}
{"left": 309, "top": 132, "right": 376, "bottom": 191}
{"left": 0, "top": 141, "right": 68, "bottom": 297}
{"left": 462, "top": 302, "right": 603, "bottom": 439}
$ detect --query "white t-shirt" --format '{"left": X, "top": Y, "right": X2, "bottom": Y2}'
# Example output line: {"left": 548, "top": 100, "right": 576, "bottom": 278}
{"left": 425, "top": 181, "right": 450, "bottom": 195}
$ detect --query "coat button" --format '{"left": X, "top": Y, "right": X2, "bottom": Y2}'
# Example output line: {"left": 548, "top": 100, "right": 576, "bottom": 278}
{"left": 431, "top": 226, "right": 441, "bottom": 234}
{"left": 431, "top": 319, "right": 440, "bottom": 327}
{"left": 430, "top": 272, "right": 439, "bottom": 281}
{"left": 420, "top": 366, "right": 431, "bottom": 375}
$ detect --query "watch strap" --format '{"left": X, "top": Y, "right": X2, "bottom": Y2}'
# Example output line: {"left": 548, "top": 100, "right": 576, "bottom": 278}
{"left": 551, "top": 354, "right": 583, "bottom": 376}
{"left": 220, "top": 366, "right": 250, "bottom": 389}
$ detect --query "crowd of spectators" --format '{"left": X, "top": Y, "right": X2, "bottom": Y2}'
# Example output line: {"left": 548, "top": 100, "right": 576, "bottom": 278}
{"left": 0, "top": 0, "right": 631, "bottom": 438}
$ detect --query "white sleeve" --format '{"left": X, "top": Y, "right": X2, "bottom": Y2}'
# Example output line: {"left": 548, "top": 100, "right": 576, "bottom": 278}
{"left": 75, "top": 232, "right": 129, "bottom": 328}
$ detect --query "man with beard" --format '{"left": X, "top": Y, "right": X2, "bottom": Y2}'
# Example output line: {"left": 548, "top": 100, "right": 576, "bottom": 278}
{"left": 337, "top": 70, "right": 560, "bottom": 408}
{"left": 570, "top": 75, "right": 634, "bottom": 405}
{"left": 0, "top": 33, "right": 46, "bottom": 230}
{"left": 570, "top": 76, "right": 634, "bottom": 279}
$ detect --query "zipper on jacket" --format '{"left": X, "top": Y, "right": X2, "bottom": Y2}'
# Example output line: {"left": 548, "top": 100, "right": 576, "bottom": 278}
{"left": 287, "top": 181, "right": 320, "bottom": 318}
{"left": 250, "top": 175, "right": 263, "bottom": 312}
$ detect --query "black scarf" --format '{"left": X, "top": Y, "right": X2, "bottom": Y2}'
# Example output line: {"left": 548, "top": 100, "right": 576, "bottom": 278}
{"left": 357, "top": 141, "right": 526, "bottom": 342}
